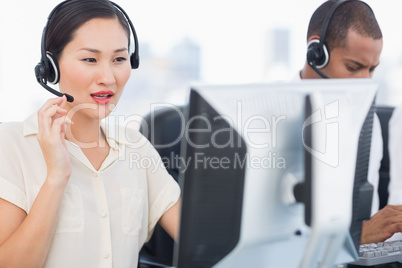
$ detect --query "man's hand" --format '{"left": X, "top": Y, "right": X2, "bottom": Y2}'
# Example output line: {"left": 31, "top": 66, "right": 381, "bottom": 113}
{"left": 361, "top": 205, "right": 402, "bottom": 244}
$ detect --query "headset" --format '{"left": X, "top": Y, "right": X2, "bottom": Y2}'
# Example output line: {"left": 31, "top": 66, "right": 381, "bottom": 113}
{"left": 306, "top": 0, "right": 353, "bottom": 79}
{"left": 34, "top": 0, "right": 139, "bottom": 102}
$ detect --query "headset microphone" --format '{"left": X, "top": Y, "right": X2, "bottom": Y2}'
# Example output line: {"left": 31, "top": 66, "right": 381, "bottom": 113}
{"left": 34, "top": 71, "right": 74, "bottom": 102}
{"left": 310, "top": 64, "right": 329, "bottom": 79}
{"left": 38, "top": 80, "right": 74, "bottom": 102}
{"left": 34, "top": 52, "right": 74, "bottom": 102}
{"left": 307, "top": 52, "right": 329, "bottom": 79}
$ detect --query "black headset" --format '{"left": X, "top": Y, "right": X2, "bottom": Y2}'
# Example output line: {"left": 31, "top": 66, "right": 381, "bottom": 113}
{"left": 34, "top": 0, "right": 139, "bottom": 102}
{"left": 306, "top": 0, "right": 352, "bottom": 78}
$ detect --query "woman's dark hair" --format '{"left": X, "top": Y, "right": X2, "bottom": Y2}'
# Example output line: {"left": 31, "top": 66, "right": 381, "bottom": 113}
{"left": 46, "top": 0, "right": 131, "bottom": 60}
{"left": 307, "top": 0, "right": 382, "bottom": 52}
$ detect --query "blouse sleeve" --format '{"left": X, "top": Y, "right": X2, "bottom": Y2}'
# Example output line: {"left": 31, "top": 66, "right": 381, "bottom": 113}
{"left": 0, "top": 122, "right": 28, "bottom": 212}
{"left": 142, "top": 139, "right": 181, "bottom": 241}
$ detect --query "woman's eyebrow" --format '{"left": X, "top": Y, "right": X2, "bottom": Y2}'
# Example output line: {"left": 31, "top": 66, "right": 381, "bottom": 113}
{"left": 77, "top": 47, "right": 128, "bottom": 53}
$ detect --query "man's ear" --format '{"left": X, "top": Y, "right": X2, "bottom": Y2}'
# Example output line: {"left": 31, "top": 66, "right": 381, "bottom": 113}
{"left": 307, "top": 35, "right": 320, "bottom": 43}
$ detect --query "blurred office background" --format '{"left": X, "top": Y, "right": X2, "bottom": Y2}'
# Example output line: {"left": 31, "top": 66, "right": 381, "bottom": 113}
{"left": 0, "top": 0, "right": 401, "bottom": 122}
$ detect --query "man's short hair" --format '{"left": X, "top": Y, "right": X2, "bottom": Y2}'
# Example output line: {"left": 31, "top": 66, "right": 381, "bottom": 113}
{"left": 307, "top": 0, "right": 382, "bottom": 51}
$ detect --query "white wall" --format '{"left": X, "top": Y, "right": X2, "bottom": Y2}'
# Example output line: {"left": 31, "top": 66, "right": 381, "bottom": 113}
{"left": 0, "top": 0, "right": 400, "bottom": 122}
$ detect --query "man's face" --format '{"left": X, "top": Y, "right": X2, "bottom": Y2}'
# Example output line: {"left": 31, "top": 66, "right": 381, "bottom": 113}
{"left": 323, "top": 28, "right": 383, "bottom": 78}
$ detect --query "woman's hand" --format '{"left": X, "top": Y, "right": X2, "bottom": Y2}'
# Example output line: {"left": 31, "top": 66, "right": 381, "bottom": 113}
{"left": 37, "top": 96, "right": 73, "bottom": 186}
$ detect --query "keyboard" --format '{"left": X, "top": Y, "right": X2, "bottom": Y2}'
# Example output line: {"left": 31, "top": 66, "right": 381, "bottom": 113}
{"left": 349, "top": 240, "right": 402, "bottom": 266}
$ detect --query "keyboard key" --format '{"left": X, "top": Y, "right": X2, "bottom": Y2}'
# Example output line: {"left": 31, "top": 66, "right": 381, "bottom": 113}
{"left": 350, "top": 239, "right": 402, "bottom": 266}
{"left": 363, "top": 252, "right": 375, "bottom": 258}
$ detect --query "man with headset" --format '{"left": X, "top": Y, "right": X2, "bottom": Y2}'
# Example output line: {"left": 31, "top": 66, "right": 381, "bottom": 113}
{"left": 299, "top": 0, "right": 402, "bottom": 245}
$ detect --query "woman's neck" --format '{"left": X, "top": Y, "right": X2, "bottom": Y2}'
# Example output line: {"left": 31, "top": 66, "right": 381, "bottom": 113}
{"left": 65, "top": 114, "right": 107, "bottom": 149}
{"left": 65, "top": 114, "right": 111, "bottom": 171}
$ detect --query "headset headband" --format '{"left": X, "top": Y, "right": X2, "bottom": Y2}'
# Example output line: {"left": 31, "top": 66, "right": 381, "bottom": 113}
{"left": 319, "top": 0, "right": 374, "bottom": 49}
{"left": 318, "top": 0, "right": 350, "bottom": 49}
{"left": 41, "top": 0, "right": 139, "bottom": 71}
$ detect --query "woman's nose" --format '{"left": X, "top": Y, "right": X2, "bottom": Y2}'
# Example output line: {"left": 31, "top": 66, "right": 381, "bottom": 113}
{"left": 96, "top": 63, "right": 116, "bottom": 86}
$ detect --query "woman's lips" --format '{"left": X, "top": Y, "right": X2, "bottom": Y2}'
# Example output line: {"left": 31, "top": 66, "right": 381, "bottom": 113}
{"left": 90, "top": 91, "right": 114, "bottom": 104}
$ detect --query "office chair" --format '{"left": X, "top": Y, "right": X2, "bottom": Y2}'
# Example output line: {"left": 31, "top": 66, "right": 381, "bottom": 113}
{"left": 375, "top": 105, "right": 394, "bottom": 210}
{"left": 138, "top": 105, "right": 186, "bottom": 268}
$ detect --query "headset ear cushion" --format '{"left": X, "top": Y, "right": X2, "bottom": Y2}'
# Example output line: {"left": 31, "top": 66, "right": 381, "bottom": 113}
{"left": 34, "top": 61, "right": 46, "bottom": 80}
{"left": 46, "top": 53, "right": 60, "bottom": 84}
{"left": 130, "top": 53, "right": 140, "bottom": 69}
{"left": 130, "top": 53, "right": 139, "bottom": 69}
{"left": 306, "top": 39, "right": 329, "bottom": 69}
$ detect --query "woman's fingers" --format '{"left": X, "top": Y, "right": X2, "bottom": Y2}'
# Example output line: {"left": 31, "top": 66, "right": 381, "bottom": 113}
{"left": 59, "top": 95, "right": 67, "bottom": 108}
{"left": 37, "top": 96, "right": 66, "bottom": 114}
{"left": 37, "top": 97, "right": 73, "bottom": 147}
{"left": 51, "top": 116, "right": 73, "bottom": 136}
{"left": 36, "top": 96, "right": 73, "bottom": 182}
{"left": 38, "top": 96, "right": 70, "bottom": 135}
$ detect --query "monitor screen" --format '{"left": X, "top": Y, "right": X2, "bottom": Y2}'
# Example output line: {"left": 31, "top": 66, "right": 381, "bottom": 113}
{"left": 173, "top": 79, "right": 378, "bottom": 268}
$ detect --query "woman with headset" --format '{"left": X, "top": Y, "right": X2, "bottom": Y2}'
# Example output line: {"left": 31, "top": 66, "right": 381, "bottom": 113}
{"left": 0, "top": 0, "right": 181, "bottom": 267}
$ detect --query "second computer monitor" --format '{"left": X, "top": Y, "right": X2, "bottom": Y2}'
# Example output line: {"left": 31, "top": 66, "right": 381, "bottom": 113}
{"left": 174, "top": 79, "right": 378, "bottom": 268}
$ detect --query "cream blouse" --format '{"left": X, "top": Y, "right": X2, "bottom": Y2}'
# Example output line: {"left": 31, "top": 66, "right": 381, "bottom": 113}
{"left": 0, "top": 113, "right": 180, "bottom": 267}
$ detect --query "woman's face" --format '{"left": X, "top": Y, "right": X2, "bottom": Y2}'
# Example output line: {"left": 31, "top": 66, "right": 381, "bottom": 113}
{"left": 58, "top": 17, "right": 131, "bottom": 120}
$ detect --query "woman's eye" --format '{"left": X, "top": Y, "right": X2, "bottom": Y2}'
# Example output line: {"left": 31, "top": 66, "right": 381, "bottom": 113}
{"left": 114, "top": 57, "right": 127, "bottom": 62}
{"left": 83, "top": 58, "right": 96, "bottom": 63}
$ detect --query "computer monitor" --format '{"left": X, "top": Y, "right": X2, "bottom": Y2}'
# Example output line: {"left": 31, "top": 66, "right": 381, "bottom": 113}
{"left": 173, "top": 79, "right": 378, "bottom": 267}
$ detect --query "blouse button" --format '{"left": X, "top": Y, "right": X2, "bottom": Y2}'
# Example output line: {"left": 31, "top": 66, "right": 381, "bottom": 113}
{"left": 102, "top": 251, "right": 110, "bottom": 259}
{"left": 100, "top": 210, "right": 108, "bottom": 218}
